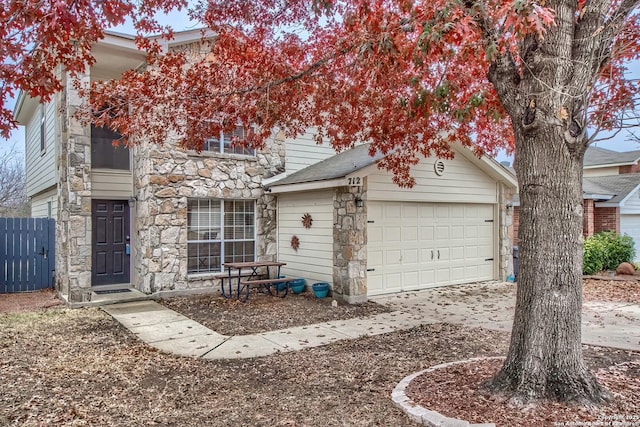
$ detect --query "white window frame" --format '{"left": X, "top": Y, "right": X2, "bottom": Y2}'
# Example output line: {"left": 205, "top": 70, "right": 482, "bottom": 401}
{"left": 203, "top": 125, "right": 255, "bottom": 156}
{"left": 39, "top": 105, "right": 46, "bottom": 155}
{"left": 187, "top": 199, "right": 257, "bottom": 273}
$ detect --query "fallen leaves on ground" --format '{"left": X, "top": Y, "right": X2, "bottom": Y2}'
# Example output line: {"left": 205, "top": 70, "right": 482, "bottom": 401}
{"left": 583, "top": 278, "right": 640, "bottom": 304}
{"left": 159, "top": 291, "right": 390, "bottom": 335}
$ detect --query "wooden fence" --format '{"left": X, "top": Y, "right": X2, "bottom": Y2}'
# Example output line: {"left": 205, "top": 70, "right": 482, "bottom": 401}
{"left": 0, "top": 218, "right": 55, "bottom": 293}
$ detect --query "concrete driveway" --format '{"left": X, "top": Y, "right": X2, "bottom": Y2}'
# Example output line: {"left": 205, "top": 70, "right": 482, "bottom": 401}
{"left": 371, "top": 281, "right": 640, "bottom": 352}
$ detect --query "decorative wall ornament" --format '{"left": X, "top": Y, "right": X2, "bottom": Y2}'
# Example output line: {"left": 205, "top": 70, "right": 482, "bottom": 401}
{"left": 301, "top": 213, "right": 313, "bottom": 229}
{"left": 291, "top": 235, "right": 300, "bottom": 251}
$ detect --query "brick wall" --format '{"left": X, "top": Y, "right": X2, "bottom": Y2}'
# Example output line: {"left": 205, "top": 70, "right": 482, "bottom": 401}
{"left": 513, "top": 200, "right": 619, "bottom": 248}
{"left": 583, "top": 199, "right": 595, "bottom": 237}
{"left": 594, "top": 207, "right": 619, "bottom": 234}
{"left": 619, "top": 163, "right": 640, "bottom": 174}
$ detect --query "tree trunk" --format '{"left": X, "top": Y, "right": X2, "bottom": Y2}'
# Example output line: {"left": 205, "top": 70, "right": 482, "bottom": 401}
{"left": 486, "top": 123, "right": 610, "bottom": 405}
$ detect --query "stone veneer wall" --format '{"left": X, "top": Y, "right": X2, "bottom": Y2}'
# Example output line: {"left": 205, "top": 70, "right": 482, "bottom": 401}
{"left": 332, "top": 186, "right": 368, "bottom": 304}
{"left": 56, "top": 70, "right": 94, "bottom": 302}
{"left": 132, "top": 137, "right": 284, "bottom": 293}
{"left": 498, "top": 182, "right": 515, "bottom": 280}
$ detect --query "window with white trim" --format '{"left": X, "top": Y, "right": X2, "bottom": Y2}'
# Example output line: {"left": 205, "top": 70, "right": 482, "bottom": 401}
{"left": 39, "top": 105, "right": 46, "bottom": 154}
{"left": 187, "top": 199, "right": 256, "bottom": 273}
{"left": 203, "top": 125, "right": 255, "bottom": 156}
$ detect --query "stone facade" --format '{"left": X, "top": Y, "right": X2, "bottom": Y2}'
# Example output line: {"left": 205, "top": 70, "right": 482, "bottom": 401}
{"left": 332, "top": 186, "right": 368, "bottom": 304}
{"left": 56, "top": 70, "right": 94, "bottom": 302}
{"left": 498, "top": 182, "right": 515, "bottom": 280}
{"left": 132, "top": 136, "right": 285, "bottom": 293}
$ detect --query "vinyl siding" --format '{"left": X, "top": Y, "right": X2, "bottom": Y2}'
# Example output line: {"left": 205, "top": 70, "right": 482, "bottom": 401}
{"left": 621, "top": 188, "right": 640, "bottom": 214}
{"left": 367, "top": 150, "right": 498, "bottom": 204}
{"left": 25, "top": 100, "right": 57, "bottom": 197}
{"left": 30, "top": 187, "right": 57, "bottom": 218}
{"left": 583, "top": 167, "right": 619, "bottom": 177}
{"left": 277, "top": 190, "right": 334, "bottom": 286}
{"left": 284, "top": 128, "right": 336, "bottom": 173}
{"left": 92, "top": 170, "right": 133, "bottom": 199}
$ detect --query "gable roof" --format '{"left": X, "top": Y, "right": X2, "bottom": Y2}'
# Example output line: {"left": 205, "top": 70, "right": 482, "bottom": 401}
{"left": 266, "top": 142, "right": 517, "bottom": 193}
{"left": 584, "top": 146, "right": 640, "bottom": 168}
{"left": 584, "top": 173, "right": 640, "bottom": 205}
{"left": 266, "top": 143, "right": 385, "bottom": 188}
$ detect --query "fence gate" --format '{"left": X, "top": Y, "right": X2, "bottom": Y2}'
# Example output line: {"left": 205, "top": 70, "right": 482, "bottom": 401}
{"left": 0, "top": 218, "right": 55, "bottom": 293}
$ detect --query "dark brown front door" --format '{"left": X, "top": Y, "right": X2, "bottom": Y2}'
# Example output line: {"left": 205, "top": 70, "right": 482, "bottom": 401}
{"left": 92, "top": 200, "right": 130, "bottom": 286}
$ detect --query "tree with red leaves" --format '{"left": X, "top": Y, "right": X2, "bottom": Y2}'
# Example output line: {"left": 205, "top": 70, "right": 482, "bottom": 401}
{"left": 2, "top": 0, "right": 639, "bottom": 406}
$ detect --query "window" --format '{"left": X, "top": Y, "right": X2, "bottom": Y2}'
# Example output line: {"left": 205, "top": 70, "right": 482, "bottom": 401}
{"left": 203, "top": 126, "right": 255, "bottom": 156}
{"left": 187, "top": 199, "right": 255, "bottom": 273}
{"left": 91, "top": 124, "right": 130, "bottom": 170}
{"left": 40, "top": 105, "right": 46, "bottom": 154}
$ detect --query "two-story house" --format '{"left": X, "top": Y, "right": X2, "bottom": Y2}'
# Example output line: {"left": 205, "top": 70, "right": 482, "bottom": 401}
{"left": 14, "top": 30, "right": 517, "bottom": 303}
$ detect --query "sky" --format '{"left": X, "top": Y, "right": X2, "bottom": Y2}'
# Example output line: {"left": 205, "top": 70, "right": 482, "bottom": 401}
{"left": 2, "top": 7, "right": 638, "bottom": 165}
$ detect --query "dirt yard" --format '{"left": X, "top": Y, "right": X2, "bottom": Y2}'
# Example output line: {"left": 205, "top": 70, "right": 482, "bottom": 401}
{"left": 0, "top": 278, "right": 638, "bottom": 426}
{"left": 159, "top": 290, "right": 390, "bottom": 335}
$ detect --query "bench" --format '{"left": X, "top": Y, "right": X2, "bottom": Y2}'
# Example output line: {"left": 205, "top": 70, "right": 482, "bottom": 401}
{"left": 215, "top": 272, "right": 255, "bottom": 299}
{"left": 239, "top": 277, "right": 298, "bottom": 300}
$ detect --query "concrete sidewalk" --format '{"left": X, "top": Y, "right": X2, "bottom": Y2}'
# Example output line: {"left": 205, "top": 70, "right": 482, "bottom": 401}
{"left": 102, "top": 300, "right": 426, "bottom": 359}
{"left": 102, "top": 281, "right": 640, "bottom": 359}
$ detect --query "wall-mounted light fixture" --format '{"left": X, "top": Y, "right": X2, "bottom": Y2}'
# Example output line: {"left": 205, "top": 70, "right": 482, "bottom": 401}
{"left": 355, "top": 196, "right": 364, "bottom": 208}
{"left": 128, "top": 196, "right": 138, "bottom": 207}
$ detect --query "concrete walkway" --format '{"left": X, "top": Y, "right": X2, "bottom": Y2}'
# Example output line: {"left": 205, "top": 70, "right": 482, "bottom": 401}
{"left": 102, "top": 300, "right": 426, "bottom": 359}
{"left": 102, "top": 281, "right": 640, "bottom": 359}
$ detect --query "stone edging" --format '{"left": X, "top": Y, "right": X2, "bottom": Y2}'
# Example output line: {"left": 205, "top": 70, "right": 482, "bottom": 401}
{"left": 391, "top": 357, "right": 503, "bottom": 427}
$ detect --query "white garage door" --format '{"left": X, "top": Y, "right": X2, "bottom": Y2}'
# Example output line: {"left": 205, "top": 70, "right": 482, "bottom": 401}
{"left": 367, "top": 202, "right": 495, "bottom": 296}
{"left": 620, "top": 215, "right": 640, "bottom": 261}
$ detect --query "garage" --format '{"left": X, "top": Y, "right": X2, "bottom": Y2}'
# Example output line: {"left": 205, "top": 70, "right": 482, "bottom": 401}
{"left": 266, "top": 142, "right": 516, "bottom": 302}
{"left": 620, "top": 215, "right": 640, "bottom": 261}
{"left": 367, "top": 201, "right": 495, "bottom": 295}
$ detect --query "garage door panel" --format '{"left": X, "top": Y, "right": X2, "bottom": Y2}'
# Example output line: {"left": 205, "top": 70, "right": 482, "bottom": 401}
{"left": 620, "top": 215, "right": 640, "bottom": 262}
{"left": 420, "top": 226, "right": 435, "bottom": 240}
{"left": 436, "top": 226, "right": 450, "bottom": 240}
{"left": 402, "top": 227, "right": 418, "bottom": 241}
{"left": 451, "top": 246, "right": 464, "bottom": 260}
{"left": 368, "top": 201, "right": 496, "bottom": 295}
{"left": 403, "top": 249, "right": 419, "bottom": 263}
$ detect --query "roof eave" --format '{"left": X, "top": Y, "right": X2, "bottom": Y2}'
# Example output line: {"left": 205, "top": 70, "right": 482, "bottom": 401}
{"left": 267, "top": 178, "right": 349, "bottom": 194}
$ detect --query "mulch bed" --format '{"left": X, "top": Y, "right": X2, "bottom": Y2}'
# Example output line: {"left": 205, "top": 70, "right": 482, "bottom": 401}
{"left": 583, "top": 278, "right": 640, "bottom": 304}
{"left": 159, "top": 290, "right": 391, "bottom": 335}
{"left": 407, "top": 351, "right": 640, "bottom": 427}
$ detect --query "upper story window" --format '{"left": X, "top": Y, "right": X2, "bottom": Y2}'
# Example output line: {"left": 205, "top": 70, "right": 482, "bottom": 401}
{"left": 91, "top": 125, "right": 130, "bottom": 170}
{"left": 203, "top": 125, "right": 255, "bottom": 156}
{"left": 39, "top": 105, "right": 46, "bottom": 154}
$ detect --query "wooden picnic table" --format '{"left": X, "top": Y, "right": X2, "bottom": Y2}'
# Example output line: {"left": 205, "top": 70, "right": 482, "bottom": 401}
{"left": 222, "top": 261, "right": 294, "bottom": 301}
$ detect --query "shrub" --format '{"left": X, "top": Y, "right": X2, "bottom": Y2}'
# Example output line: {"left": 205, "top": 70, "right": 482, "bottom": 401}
{"left": 583, "top": 231, "right": 636, "bottom": 274}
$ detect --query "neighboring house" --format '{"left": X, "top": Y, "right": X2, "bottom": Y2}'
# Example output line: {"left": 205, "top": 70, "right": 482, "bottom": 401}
{"left": 512, "top": 146, "right": 640, "bottom": 260}
{"left": 14, "top": 30, "right": 517, "bottom": 303}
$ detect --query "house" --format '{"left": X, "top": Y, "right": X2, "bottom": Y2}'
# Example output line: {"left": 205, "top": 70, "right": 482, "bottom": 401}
{"left": 14, "top": 30, "right": 517, "bottom": 303}
{"left": 512, "top": 146, "right": 640, "bottom": 260}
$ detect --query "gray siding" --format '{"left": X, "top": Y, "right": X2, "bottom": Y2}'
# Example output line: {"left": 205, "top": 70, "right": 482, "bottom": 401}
{"left": 30, "top": 187, "right": 57, "bottom": 218}
{"left": 92, "top": 170, "right": 133, "bottom": 199}
{"left": 284, "top": 129, "right": 336, "bottom": 174}
{"left": 25, "top": 100, "right": 57, "bottom": 197}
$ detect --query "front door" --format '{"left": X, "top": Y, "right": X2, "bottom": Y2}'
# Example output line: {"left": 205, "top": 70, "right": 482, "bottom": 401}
{"left": 92, "top": 200, "right": 131, "bottom": 286}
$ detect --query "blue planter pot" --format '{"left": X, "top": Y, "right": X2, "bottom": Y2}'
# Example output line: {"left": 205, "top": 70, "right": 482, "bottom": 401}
{"left": 273, "top": 276, "right": 287, "bottom": 292}
{"left": 289, "top": 278, "right": 306, "bottom": 294}
{"left": 312, "top": 282, "right": 330, "bottom": 299}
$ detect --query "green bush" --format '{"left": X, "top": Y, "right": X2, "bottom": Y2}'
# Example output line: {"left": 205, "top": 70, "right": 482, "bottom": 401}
{"left": 583, "top": 231, "right": 636, "bottom": 274}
